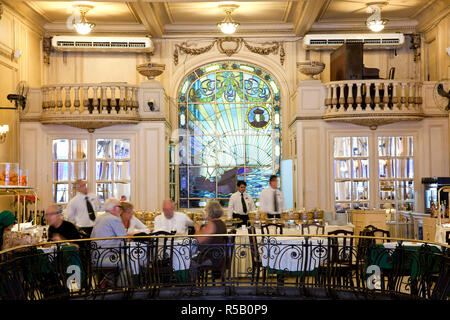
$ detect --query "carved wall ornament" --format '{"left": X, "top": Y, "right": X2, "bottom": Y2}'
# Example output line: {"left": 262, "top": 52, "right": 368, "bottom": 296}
{"left": 43, "top": 37, "right": 52, "bottom": 65}
{"left": 173, "top": 37, "right": 285, "bottom": 66}
{"left": 409, "top": 34, "right": 421, "bottom": 62}
{"left": 216, "top": 37, "right": 242, "bottom": 56}
{"left": 0, "top": 3, "right": 3, "bottom": 21}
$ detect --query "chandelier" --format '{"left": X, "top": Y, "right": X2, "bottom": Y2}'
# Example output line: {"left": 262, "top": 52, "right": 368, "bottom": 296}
{"left": 73, "top": 4, "right": 95, "bottom": 35}
{"left": 217, "top": 4, "right": 240, "bottom": 35}
{"left": 366, "top": 3, "right": 388, "bottom": 32}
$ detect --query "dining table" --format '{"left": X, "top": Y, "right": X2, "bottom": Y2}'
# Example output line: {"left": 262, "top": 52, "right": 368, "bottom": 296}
{"left": 232, "top": 223, "right": 355, "bottom": 277}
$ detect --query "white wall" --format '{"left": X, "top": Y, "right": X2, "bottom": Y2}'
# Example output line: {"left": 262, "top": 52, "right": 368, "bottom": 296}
{"left": 19, "top": 121, "right": 168, "bottom": 211}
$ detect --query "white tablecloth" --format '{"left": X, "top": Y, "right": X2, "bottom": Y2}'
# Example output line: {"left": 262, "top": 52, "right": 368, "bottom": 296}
{"left": 435, "top": 224, "right": 450, "bottom": 245}
{"left": 261, "top": 237, "right": 328, "bottom": 272}
{"left": 126, "top": 238, "right": 195, "bottom": 272}
{"left": 232, "top": 224, "right": 354, "bottom": 275}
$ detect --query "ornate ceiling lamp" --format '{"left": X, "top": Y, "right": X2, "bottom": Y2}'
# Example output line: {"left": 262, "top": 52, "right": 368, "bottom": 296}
{"left": 73, "top": 4, "right": 96, "bottom": 35}
{"left": 366, "top": 2, "right": 388, "bottom": 32}
{"left": 217, "top": 4, "right": 240, "bottom": 35}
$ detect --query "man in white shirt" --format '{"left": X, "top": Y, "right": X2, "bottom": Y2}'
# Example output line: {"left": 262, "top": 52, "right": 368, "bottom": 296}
{"left": 228, "top": 180, "right": 255, "bottom": 227}
{"left": 64, "top": 179, "right": 100, "bottom": 237}
{"left": 154, "top": 199, "right": 194, "bottom": 235}
{"left": 259, "top": 175, "right": 286, "bottom": 219}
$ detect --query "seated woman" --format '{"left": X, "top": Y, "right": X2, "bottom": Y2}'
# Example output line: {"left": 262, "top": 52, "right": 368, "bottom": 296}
{"left": 191, "top": 201, "right": 228, "bottom": 274}
{"left": 120, "top": 202, "right": 150, "bottom": 235}
{"left": 0, "top": 210, "right": 38, "bottom": 251}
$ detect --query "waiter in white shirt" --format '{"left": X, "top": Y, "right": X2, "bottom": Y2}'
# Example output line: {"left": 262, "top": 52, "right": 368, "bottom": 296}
{"left": 154, "top": 199, "right": 194, "bottom": 235}
{"left": 259, "top": 175, "right": 286, "bottom": 219}
{"left": 228, "top": 180, "right": 255, "bottom": 227}
{"left": 65, "top": 179, "right": 99, "bottom": 237}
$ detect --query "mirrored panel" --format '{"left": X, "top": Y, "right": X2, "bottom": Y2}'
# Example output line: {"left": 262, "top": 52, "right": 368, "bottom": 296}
{"left": 53, "top": 162, "right": 69, "bottom": 181}
{"left": 115, "top": 161, "right": 130, "bottom": 181}
{"left": 352, "top": 137, "right": 368, "bottom": 157}
{"left": 96, "top": 139, "right": 112, "bottom": 159}
{"left": 395, "top": 158, "right": 414, "bottom": 178}
{"left": 334, "top": 181, "right": 351, "bottom": 201}
{"left": 53, "top": 139, "right": 69, "bottom": 160}
{"left": 71, "top": 162, "right": 87, "bottom": 181}
{"left": 334, "top": 160, "right": 351, "bottom": 179}
{"left": 114, "top": 183, "right": 130, "bottom": 201}
{"left": 71, "top": 140, "right": 87, "bottom": 159}
{"left": 96, "top": 183, "right": 112, "bottom": 202}
{"left": 378, "top": 137, "right": 395, "bottom": 156}
{"left": 352, "top": 159, "right": 369, "bottom": 178}
{"left": 96, "top": 161, "right": 112, "bottom": 181}
{"left": 114, "top": 139, "right": 130, "bottom": 159}
{"left": 54, "top": 183, "right": 69, "bottom": 203}
{"left": 334, "top": 137, "right": 351, "bottom": 157}
{"left": 353, "top": 181, "right": 369, "bottom": 201}
{"left": 396, "top": 136, "right": 413, "bottom": 156}
{"left": 379, "top": 159, "right": 395, "bottom": 178}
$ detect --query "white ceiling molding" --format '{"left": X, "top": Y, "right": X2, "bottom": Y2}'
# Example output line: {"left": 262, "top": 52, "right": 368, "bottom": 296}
{"left": 128, "top": 0, "right": 167, "bottom": 38}
{"left": 310, "top": 19, "right": 418, "bottom": 33}
{"left": 2, "top": 0, "right": 47, "bottom": 35}
{"left": 414, "top": 0, "right": 450, "bottom": 33}
{"left": 43, "top": 22, "right": 147, "bottom": 35}
{"left": 292, "top": 0, "right": 331, "bottom": 36}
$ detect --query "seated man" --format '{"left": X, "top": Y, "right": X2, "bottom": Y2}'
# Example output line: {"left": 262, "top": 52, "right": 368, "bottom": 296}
{"left": 46, "top": 205, "right": 81, "bottom": 243}
{"left": 91, "top": 198, "right": 129, "bottom": 287}
{"left": 154, "top": 199, "right": 194, "bottom": 235}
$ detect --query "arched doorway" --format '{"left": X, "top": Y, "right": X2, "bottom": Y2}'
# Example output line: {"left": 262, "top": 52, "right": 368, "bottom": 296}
{"left": 173, "top": 61, "right": 281, "bottom": 208}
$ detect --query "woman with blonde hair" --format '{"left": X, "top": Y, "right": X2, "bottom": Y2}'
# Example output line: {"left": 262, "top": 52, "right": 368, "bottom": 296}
{"left": 120, "top": 202, "right": 150, "bottom": 235}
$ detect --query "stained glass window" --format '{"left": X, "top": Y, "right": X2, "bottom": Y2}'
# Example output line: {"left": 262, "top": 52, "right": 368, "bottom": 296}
{"left": 175, "top": 61, "right": 281, "bottom": 208}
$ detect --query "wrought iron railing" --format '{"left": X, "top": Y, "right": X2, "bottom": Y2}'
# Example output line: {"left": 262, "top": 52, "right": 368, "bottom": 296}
{"left": 0, "top": 234, "right": 448, "bottom": 300}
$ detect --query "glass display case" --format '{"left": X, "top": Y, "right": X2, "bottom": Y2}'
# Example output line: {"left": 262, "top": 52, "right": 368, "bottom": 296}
{"left": 422, "top": 177, "right": 450, "bottom": 214}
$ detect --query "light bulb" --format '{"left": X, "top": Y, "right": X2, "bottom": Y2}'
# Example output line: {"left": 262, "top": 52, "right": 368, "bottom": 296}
{"left": 218, "top": 22, "right": 239, "bottom": 35}
{"left": 74, "top": 22, "right": 94, "bottom": 35}
{"left": 367, "top": 20, "right": 385, "bottom": 32}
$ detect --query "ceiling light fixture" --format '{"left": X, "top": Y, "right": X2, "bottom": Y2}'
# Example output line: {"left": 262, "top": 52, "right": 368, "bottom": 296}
{"left": 366, "top": 3, "right": 388, "bottom": 32}
{"left": 217, "top": 4, "right": 240, "bottom": 35}
{"left": 73, "top": 4, "right": 95, "bottom": 35}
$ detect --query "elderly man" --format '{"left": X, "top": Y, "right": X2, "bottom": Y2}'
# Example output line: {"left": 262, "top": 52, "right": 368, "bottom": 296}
{"left": 154, "top": 199, "right": 194, "bottom": 235}
{"left": 91, "top": 198, "right": 127, "bottom": 247}
{"left": 90, "top": 198, "right": 129, "bottom": 288}
{"left": 65, "top": 179, "right": 100, "bottom": 237}
{"left": 46, "top": 205, "right": 81, "bottom": 242}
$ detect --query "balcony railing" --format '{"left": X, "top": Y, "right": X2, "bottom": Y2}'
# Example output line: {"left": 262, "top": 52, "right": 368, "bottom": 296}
{"left": 323, "top": 80, "right": 424, "bottom": 129}
{"left": 40, "top": 83, "right": 140, "bottom": 132}
{"left": 1, "top": 234, "right": 448, "bottom": 300}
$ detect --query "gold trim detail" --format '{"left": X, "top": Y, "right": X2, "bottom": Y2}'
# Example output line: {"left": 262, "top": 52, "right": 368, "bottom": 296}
{"left": 173, "top": 38, "right": 285, "bottom": 66}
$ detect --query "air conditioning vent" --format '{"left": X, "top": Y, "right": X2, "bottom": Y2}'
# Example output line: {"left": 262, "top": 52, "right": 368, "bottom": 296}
{"left": 303, "top": 33, "right": 405, "bottom": 50}
{"left": 52, "top": 36, "right": 154, "bottom": 53}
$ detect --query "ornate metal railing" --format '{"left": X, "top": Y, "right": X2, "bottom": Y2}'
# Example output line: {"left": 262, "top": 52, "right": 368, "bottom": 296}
{"left": 323, "top": 80, "right": 424, "bottom": 129}
{"left": 40, "top": 83, "right": 140, "bottom": 132}
{"left": 0, "top": 234, "right": 448, "bottom": 300}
